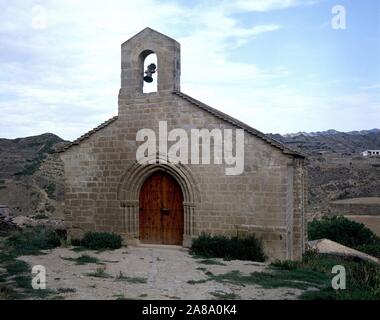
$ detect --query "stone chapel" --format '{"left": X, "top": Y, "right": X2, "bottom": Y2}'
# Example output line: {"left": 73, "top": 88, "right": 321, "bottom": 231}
{"left": 59, "top": 27, "right": 307, "bottom": 260}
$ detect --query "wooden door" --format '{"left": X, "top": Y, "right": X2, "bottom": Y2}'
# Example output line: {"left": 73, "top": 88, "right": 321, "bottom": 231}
{"left": 139, "top": 171, "right": 184, "bottom": 245}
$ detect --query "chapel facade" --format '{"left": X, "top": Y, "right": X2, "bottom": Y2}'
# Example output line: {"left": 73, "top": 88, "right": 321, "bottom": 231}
{"left": 59, "top": 28, "right": 307, "bottom": 260}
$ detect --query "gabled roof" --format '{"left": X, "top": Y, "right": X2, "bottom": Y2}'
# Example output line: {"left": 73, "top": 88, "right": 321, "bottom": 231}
{"left": 173, "top": 91, "right": 304, "bottom": 158}
{"left": 58, "top": 92, "right": 304, "bottom": 158}
{"left": 121, "top": 27, "right": 179, "bottom": 46}
{"left": 58, "top": 116, "right": 118, "bottom": 153}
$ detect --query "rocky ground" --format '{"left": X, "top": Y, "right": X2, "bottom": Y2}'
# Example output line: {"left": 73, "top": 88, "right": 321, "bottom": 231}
{"left": 18, "top": 246, "right": 305, "bottom": 300}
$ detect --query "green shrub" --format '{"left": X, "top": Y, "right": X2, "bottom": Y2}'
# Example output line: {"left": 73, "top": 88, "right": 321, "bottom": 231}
{"left": 79, "top": 232, "right": 122, "bottom": 250}
{"left": 6, "top": 227, "right": 62, "bottom": 255}
{"left": 32, "top": 214, "right": 49, "bottom": 220}
{"left": 190, "top": 233, "right": 266, "bottom": 262}
{"left": 271, "top": 259, "right": 300, "bottom": 271}
{"left": 61, "top": 254, "right": 102, "bottom": 265}
{"left": 308, "top": 216, "right": 380, "bottom": 248}
{"left": 70, "top": 238, "right": 81, "bottom": 247}
{"left": 347, "top": 260, "right": 380, "bottom": 292}
{"left": 5, "top": 260, "right": 30, "bottom": 275}
{"left": 14, "top": 156, "right": 45, "bottom": 176}
{"left": 272, "top": 252, "right": 380, "bottom": 300}
{"left": 116, "top": 271, "right": 147, "bottom": 283}
{"left": 45, "top": 183, "right": 56, "bottom": 200}
{"left": 355, "top": 244, "right": 380, "bottom": 258}
{"left": 1, "top": 226, "right": 62, "bottom": 299}
{"left": 86, "top": 267, "right": 112, "bottom": 278}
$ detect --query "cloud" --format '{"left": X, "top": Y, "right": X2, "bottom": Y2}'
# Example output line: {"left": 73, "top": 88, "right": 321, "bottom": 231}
{"left": 230, "top": 0, "right": 318, "bottom": 12}
{"left": 1, "top": 0, "right": 373, "bottom": 140}
{"left": 0, "top": 0, "right": 290, "bottom": 140}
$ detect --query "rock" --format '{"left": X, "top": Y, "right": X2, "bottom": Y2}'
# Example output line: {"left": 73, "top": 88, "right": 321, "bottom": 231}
{"left": 11, "top": 215, "right": 65, "bottom": 230}
{"left": 308, "top": 238, "right": 379, "bottom": 264}
{"left": 0, "top": 215, "right": 19, "bottom": 236}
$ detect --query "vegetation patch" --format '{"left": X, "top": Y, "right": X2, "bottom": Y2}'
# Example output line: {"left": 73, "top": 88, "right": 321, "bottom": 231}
{"left": 57, "top": 288, "right": 76, "bottom": 294}
{"left": 187, "top": 279, "right": 208, "bottom": 285}
{"left": 355, "top": 244, "right": 380, "bottom": 259}
{"left": 192, "top": 249, "right": 379, "bottom": 299}
{"left": 197, "top": 259, "right": 226, "bottom": 266}
{"left": 61, "top": 254, "right": 103, "bottom": 265}
{"left": 86, "top": 267, "right": 112, "bottom": 278}
{"left": 5, "top": 260, "right": 30, "bottom": 276}
{"left": 45, "top": 183, "right": 56, "bottom": 200}
{"left": 6, "top": 227, "right": 62, "bottom": 256}
{"left": 272, "top": 250, "right": 380, "bottom": 300}
{"left": 209, "top": 290, "right": 239, "bottom": 300}
{"left": 0, "top": 266, "right": 55, "bottom": 300}
{"left": 32, "top": 214, "right": 49, "bottom": 220}
{"left": 14, "top": 139, "right": 57, "bottom": 177}
{"left": 75, "top": 232, "right": 123, "bottom": 250}
{"left": 115, "top": 271, "right": 147, "bottom": 284}
{"left": 0, "top": 227, "right": 64, "bottom": 299}
{"left": 15, "top": 155, "right": 45, "bottom": 176}
{"left": 308, "top": 216, "right": 380, "bottom": 257}
{"left": 204, "top": 269, "right": 327, "bottom": 290}
{"left": 190, "top": 233, "right": 266, "bottom": 262}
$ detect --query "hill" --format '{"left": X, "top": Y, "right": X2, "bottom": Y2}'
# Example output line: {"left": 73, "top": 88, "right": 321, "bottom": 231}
{"left": 268, "top": 129, "right": 380, "bottom": 217}
{"left": 0, "top": 133, "right": 67, "bottom": 217}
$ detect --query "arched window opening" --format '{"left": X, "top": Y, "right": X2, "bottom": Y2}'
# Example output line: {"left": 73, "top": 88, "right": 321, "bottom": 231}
{"left": 143, "top": 53, "right": 157, "bottom": 93}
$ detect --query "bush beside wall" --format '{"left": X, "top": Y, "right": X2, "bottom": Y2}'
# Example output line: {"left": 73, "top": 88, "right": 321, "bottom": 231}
{"left": 190, "top": 233, "right": 266, "bottom": 262}
{"left": 76, "top": 232, "right": 123, "bottom": 250}
{"left": 308, "top": 216, "right": 380, "bottom": 258}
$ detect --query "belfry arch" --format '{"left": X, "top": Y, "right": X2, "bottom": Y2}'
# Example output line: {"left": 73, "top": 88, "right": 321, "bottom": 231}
{"left": 139, "top": 50, "right": 157, "bottom": 93}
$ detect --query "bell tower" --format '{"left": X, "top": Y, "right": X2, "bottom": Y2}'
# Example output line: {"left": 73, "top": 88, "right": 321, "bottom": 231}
{"left": 120, "top": 27, "right": 181, "bottom": 97}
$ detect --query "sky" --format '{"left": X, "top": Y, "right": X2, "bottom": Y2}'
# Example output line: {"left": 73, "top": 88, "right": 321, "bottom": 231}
{"left": 0, "top": 0, "right": 379, "bottom": 140}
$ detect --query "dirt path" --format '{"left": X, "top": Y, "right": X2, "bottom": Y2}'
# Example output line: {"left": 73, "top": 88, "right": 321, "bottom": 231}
{"left": 19, "top": 245, "right": 304, "bottom": 300}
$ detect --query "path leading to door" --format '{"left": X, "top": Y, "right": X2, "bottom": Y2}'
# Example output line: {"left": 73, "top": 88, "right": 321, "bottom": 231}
{"left": 19, "top": 246, "right": 305, "bottom": 300}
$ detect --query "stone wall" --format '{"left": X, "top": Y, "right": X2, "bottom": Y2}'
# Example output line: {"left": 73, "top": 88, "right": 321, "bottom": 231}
{"left": 61, "top": 91, "right": 306, "bottom": 260}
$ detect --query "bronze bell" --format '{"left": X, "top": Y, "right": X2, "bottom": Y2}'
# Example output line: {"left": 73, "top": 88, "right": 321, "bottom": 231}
{"left": 143, "top": 63, "right": 157, "bottom": 83}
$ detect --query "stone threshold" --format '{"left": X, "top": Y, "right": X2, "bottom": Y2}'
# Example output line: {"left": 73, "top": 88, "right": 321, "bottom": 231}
{"left": 136, "top": 243, "right": 187, "bottom": 251}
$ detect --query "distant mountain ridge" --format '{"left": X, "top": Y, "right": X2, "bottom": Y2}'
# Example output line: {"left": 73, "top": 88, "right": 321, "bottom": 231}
{"left": 272, "top": 128, "right": 380, "bottom": 138}
{"left": 268, "top": 128, "right": 380, "bottom": 156}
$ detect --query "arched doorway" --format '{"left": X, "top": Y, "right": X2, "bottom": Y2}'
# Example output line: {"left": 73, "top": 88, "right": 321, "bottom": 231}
{"left": 139, "top": 171, "right": 184, "bottom": 245}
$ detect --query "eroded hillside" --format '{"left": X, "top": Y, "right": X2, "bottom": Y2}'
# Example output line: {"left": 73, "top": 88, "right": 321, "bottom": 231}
{"left": 0, "top": 133, "right": 67, "bottom": 217}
